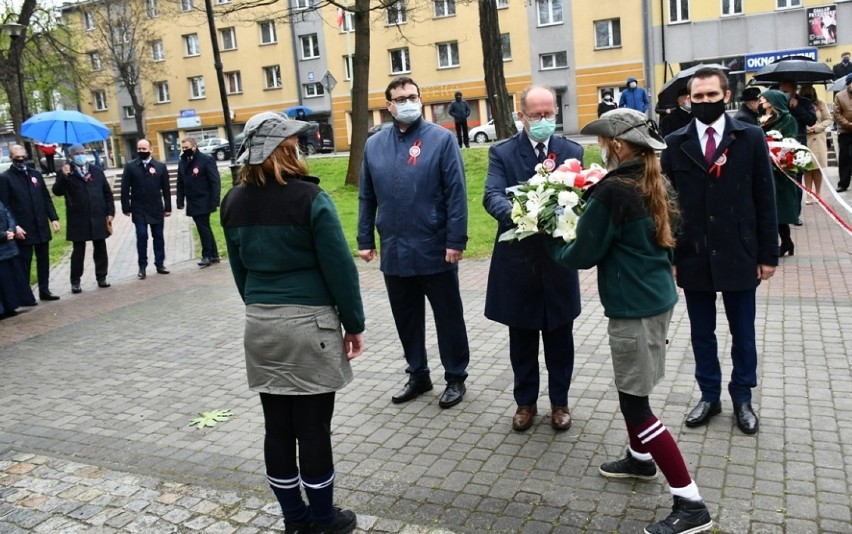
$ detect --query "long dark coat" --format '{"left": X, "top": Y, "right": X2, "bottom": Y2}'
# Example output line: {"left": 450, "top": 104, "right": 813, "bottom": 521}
{"left": 52, "top": 165, "right": 115, "bottom": 242}
{"left": 483, "top": 131, "right": 582, "bottom": 330}
{"left": 661, "top": 115, "right": 779, "bottom": 293}
{"left": 176, "top": 150, "right": 221, "bottom": 216}
{"left": 120, "top": 158, "right": 171, "bottom": 224}
{"left": 0, "top": 166, "right": 58, "bottom": 245}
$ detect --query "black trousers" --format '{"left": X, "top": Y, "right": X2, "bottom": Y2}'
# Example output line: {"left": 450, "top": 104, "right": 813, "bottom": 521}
{"left": 838, "top": 133, "right": 852, "bottom": 189}
{"left": 509, "top": 323, "right": 574, "bottom": 406}
{"left": 18, "top": 241, "right": 50, "bottom": 294}
{"left": 192, "top": 214, "right": 219, "bottom": 259}
{"left": 259, "top": 392, "right": 335, "bottom": 478}
{"left": 70, "top": 239, "right": 108, "bottom": 284}
{"left": 454, "top": 122, "right": 469, "bottom": 147}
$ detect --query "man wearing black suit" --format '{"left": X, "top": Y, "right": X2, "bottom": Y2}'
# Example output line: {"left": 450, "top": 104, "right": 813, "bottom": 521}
{"left": 121, "top": 139, "right": 171, "bottom": 279}
{"left": 483, "top": 85, "right": 583, "bottom": 433}
{"left": 176, "top": 137, "right": 221, "bottom": 268}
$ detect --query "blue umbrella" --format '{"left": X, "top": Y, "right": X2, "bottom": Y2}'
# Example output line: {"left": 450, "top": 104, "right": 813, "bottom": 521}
{"left": 21, "top": 110, "right": 110, "bottom": 144}
{"left": 284, "top": 105, "right": 312, "bottom": 118}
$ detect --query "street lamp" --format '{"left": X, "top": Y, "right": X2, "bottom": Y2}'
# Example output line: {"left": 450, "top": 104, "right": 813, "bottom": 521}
{"left": 1, "top": 22, "right": 31, "bottom": 163}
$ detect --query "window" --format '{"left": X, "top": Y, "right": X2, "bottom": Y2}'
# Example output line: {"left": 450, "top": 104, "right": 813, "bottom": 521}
{"left": 184, "top": 33, "right": 200, "bottom": 56}
{"left": 189, "top": 76, "right": 205, "bottom": 99}
{"left": 217, "top": 0, "right": 230, "bottom": 4}
{"left": 123, "top": 106, "right": 135, "bottom": 119}
{"left": 260, "top": 21, "right": 277, "bottom": 44}
{"left": 155, "top": 81, "right": 170, "bottom": 103}
{"left": 264, "top": 65, "right": 282, "bottom": 88}
{"left": 341, "top": 10, "right": 354, "bottom": 32}
{"left": 147, "top": 0, "right": 158, "bottom": 17}
{"left": 89, "top": 52, "right": 102, "bottom": 71}
{"left": 220, "top": 27, "right": 237, "bottom": 50}
{"left": 93, "top": 90, "right": 107, "bottom": 111}
{"left": 83, "top": 11, "right": 94, "bottom": 30}
{"left": 304, "top": 82, "right": 325, "bottom": 98}
{"left": 225, "top": 71, "right": 242, "bottom": 94}
{"left": 295, "top": 0, "right": 313, "bottom": 9}
{"left": 437, "top": 42, "right": 459, "bottom": 68}
{"left": 776, "top": 0, "right": 801, "bottom": 7}
{"left": 669, "top": 0, "right": 689, "bottom": 22}
{"left": 722, "top": 0, "right": 742, "bottom": 15}
{"left": 434, "top": 0, "right": 455, "bottom": 17}
{"left": 300, "top": 34, "right": 320, "bottom": 59}
{"left": 387, "top": 1, "right": 407, "bottom": 25}
{"left": 594, "top": 18, "right": 621, "bottom": 49}
{"left": 540, "top": 51, "right": 568, "bottom": 70}
{"left": 181, "top": 0, "right": 193, "bottom": 11}
{"left": 151, "top": 40, "right": 165, "bottom": 61}
{"left": 390, "top": 48, "right": 411, "bottom": 74}
{"left": 501, "top": 33, "right": 512, "bottom": 61}
{"left": 496, "top": 0, "right": 509, "bottom": 8}
{"left": 537, "top": 0, "right": 563, "bottom": 26}
{"left": 343, "top": 55, "right": 354, "bottom": 80}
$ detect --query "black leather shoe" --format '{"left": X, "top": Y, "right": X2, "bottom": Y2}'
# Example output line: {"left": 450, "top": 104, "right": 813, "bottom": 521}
{"left": 138, "top": 268, "right": 146, "bottom": 280}
{"left": 210, "top": 257, "right": 221, "bottom": 263}
{"left": 156, "top": 265, "right": 170, "bottom": 274}
{"left": 684, "top": 400, "right": 721, "bottom": 428}
{"left": 438, "top": 382, "right": 466, "bottom": 409}
{"left": 71, "top": 284, "right": 82, "bottom": 294}
{"left": 837, "top": 187, "right": 848, "bottom": 193}
{"left": 734, "top": 402, "right": 759, "bottom": 434}
{"left": 391, "top": 378, "right": 433, "bottom": 404}
{"left": 197, "top": 257, "right": 211, "bottom": 268}
{"left": 97, "top": 280, "right": 111, "bottom": 288}
{"left": 39, "top": 291, "right": 60, "bottom": 301}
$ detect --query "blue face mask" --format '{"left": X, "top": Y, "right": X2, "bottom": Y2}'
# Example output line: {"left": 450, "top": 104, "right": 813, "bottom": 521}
{"left": 528, "top": 118, "right": 556, "bottom": 142}
{"left": 72, "top": 154, "right": 88, "bottom": 166}
{"left": 394, "top": 101, "right": 422, "bottom": 124}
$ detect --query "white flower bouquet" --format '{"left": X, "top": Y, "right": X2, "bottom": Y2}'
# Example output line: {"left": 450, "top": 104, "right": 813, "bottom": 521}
{"left": 765, "top": 130, "right": 816, "bottom": 174}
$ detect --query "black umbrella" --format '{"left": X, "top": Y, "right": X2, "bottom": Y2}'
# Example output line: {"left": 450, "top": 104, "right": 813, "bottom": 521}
{"left": 657, "top": 63, "right": 730, "bottom": 110}
{"left": 751, "top": 55, "right": 834, "bottom": 84}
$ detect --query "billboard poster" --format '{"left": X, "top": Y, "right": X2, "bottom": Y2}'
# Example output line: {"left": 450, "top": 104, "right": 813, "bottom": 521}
{"left": 808, "top": 5, "right": 837, "bottom": 47}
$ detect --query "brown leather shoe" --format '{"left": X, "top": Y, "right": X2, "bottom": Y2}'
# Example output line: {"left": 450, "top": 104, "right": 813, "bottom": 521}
{"left": 551, "top": 405, "right": 572, "bottom": 431}
{"left": 512, "top": 405, "right": 537, "bottom": 432}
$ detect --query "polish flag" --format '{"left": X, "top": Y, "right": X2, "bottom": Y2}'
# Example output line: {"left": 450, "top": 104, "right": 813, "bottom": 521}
{"left": 336, "top": 8, "right": 345, "bottom": 28}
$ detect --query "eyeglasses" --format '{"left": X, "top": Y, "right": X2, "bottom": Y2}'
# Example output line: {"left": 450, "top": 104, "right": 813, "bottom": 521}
{"left": 389, "top": 94, "right": 421, "bottom": 105}
{"left": 524, "top": 113, "right": 557, "bottom": 123}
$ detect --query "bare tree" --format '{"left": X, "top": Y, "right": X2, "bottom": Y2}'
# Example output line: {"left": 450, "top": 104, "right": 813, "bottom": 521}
{"left": 478, "top": 0, "right": 515, "bottom": 140}
{"left": 0, "top": 0, "right": 39, "bottom": 144}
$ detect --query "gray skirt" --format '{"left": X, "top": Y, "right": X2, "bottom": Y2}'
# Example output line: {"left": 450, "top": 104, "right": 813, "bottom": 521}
{"left": 607, "top": 308, "right": 673, "bottom": 397}
{"left": 244, "top": 304, "right": 353, "bottom": 395}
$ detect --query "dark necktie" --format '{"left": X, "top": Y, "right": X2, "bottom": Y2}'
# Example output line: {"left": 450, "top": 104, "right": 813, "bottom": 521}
{"left": 536, "top": 142, "right": 546, "bottom": 163}
{"left": 704, "top": 126, "right": 717, "bottom": 164}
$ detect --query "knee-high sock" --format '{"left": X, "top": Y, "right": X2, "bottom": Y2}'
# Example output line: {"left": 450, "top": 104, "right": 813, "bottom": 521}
{"left": 267, "top": 471, "right": 309, "bottom": 523}
{"left": 627, "top": 416, "right": 693, "bottom": 490}
{"left": 302, "top": 469, "right": 335, "bottom": 524}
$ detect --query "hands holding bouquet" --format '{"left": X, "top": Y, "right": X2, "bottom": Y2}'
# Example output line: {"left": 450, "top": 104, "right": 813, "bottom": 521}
{"left": 499, "top": 158, "right": 605, "bottom": 243}
{"left": 765, "top": 130, "right": 816, "bottom": 175}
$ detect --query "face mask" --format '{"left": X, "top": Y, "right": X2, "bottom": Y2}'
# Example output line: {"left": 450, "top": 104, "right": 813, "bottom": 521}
{"left": 604, "top": 96, "right": 613, "bottom": 102}
{"left": 528, "top": 118, "right": 556, "bottom": 142}
{"left": 691, "top": 99, "right": 726, "bottom": 125}
{"left": 844, "top": 57, "right": 849, "bottom": 64}
{"left": 72, "top": 154, "right": 88, "bottom": 166}
{"left": 681, "top": 101, "right": 692, "bottom": 111}
{"left": 394, "top": 101, "right": 422, "bottom": 124}
{"left": 181, "top": 148, "right": 193, "bottom": 158}
{"left": 757, "top": 104, "right": 766, "bottom": 115}
{"left": 137, "top": 151, "right": 150, "bottom": 160}
{"left": 600, "top": 147, "right": 609, "bottom": 167}
{"left": 629, "top": 82, "right": 637, "bottom": 89}
{"left": 455, "top": 96, "right": 461, "bottom": 101}
{"left": 11, "top": 158, "right": 25, "bottom": 169}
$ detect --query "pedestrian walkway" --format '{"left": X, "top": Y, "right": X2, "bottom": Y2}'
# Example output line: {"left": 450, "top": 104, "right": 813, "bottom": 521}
{"left": 2, "top": 169, "right": 852, "bottom": 533}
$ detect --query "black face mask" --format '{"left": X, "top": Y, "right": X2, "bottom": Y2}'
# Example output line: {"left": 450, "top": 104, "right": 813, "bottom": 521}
{"left": 691, "top": 99, "right": 727, "bottom": 125}
{"left": 137, "top": 151, "right": 150, "bottom": 160}
{"left": 11, "top": 158, "right": 26, "bottom": 168}
{"left": 181, "top": 149, "right": 193, "bottom": 158}
{"left": 757, "top": 104, "right": 766, "bottom": 115}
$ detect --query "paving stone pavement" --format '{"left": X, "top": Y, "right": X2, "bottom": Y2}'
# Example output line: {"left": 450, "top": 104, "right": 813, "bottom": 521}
{"left": 1, "top": 168, "right": 852, "bottom": 533}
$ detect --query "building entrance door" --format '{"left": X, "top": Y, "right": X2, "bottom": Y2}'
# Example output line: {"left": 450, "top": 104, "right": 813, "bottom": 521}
{"left": 161, "top": 131, "right": 181, "bottom": 162}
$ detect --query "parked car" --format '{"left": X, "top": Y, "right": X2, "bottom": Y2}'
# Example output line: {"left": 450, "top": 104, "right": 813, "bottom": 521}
{"left": 299, "top": 122, "right": 334, "bottom": 155}
{"left": 469, "top": 113, "right": 524, "bottom": 143}
{"left": 367, "top": 122, "right": 394, "bottom": 138}
{"left": 209, "top": 133, "right": 246, "bottom": 162}
{"left": 196, "top": 137, "right": 228, "bottom": 155}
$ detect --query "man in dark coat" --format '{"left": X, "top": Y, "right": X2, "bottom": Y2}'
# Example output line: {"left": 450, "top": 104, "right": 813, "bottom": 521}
{"left": 177, "top": 137, "right": 221, "bottom": 268}
{"left": 448, "top": 91, "right": 471, "bottom": 148}
{"left": 0, "top": 144, "right": 61, "bottom": 301}
{"left": 120, "top": 138, "right": 171, "bottom": 280}
{"left": 658, "top": 88, "right": 693, "bottom": 136}
{"left": 734, "top": 87, "right": 761, "bottom": 125}
{"left": 483, "top": 85, "right": 582, "bottom": 433}
{"left": 833, "top": 51, "right": 852, "bottom": 80}
{"left": 661, "top": 67, "right": 778, "bottom": 436}
{"left": 52, "top": 144, "right": 114, "bottom": 293}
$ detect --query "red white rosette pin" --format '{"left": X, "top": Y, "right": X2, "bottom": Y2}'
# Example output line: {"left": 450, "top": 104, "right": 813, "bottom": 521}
{"left": 193, "top": 167, "right": 199, "bottom": 175}
{"left": 149, "top": 167, "right": 157, "bottom": 175}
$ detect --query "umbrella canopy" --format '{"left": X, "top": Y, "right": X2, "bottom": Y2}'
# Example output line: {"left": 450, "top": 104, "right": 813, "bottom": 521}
{"left": 284, "top": 105, "right": 313, "bottom": 118}
{"left": 21, "top": 110, "right": 110, "bottom": 144}
{"left": 751, "top": 56, "right": 834, "bottom": 85}
{"left": 657, "top": 63, "right": 730, "bottom": 110}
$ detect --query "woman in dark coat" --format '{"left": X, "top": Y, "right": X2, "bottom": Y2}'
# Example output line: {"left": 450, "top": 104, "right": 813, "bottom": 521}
{"left": 759, "top": 90, "right": 799, "bottom": 257}
{"left": 0, "top": 200, "right": 36, "bottom": 317}
{"left": 52, "top": 144, "right": 115, "bottom": 292}
{"left": 597, "top": 90, "right": 618, "bottom": 117}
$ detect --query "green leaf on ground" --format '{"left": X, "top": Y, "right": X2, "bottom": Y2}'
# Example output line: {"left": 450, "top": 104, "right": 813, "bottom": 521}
{"left": 189, "top": 409, "right": 233, "bottom": 429}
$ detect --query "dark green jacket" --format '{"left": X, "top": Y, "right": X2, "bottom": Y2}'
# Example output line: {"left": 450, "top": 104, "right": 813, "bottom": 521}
{"left": 547, "top": 160, "right": 677, "bottom": 319}
{"left": 220, "top": 175, "right": 365, "bottom": 334}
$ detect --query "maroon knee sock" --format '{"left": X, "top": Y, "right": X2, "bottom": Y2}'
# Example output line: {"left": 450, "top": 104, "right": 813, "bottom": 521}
{"left": 628, "top": 416, "right": 692, "bottom": 488}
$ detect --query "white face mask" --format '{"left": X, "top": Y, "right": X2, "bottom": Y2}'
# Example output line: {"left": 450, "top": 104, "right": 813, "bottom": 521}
{"left": 629, "top": 82, "right": 637, "bottom": 89}
{"left": 600, "top": 147, "right": 609, "bottom": 167}
{"left": 394, "top": 101, "right": 422, "bottom": 124}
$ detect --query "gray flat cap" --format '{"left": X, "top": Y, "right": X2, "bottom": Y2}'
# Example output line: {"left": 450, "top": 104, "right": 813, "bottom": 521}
{"left": 237, "top": 112, "right": 311, "bottom": 164}
{"left": 581, "top": 108, "right": 667, "bottom": 151}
